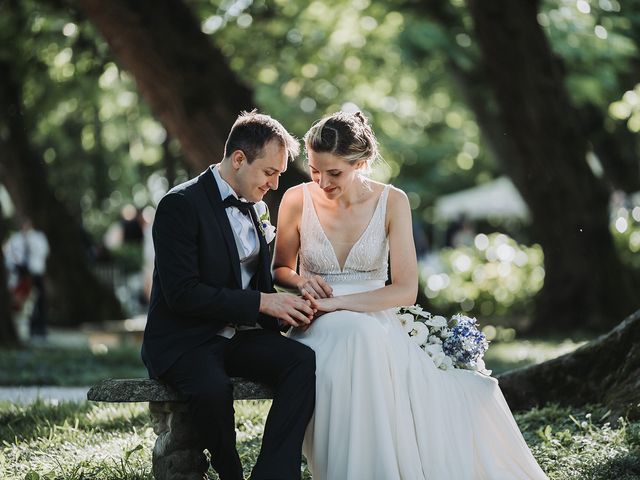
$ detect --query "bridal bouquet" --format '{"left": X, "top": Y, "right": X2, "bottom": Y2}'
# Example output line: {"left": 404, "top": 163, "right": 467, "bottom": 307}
{"left": 396, "top": 305, "right": 491, "bottom": 375}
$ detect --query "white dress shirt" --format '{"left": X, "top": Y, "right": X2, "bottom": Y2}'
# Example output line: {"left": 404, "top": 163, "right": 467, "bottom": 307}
{"left": 211, "top": 165, "right": 262, "bottom": 338}
{"left": 212, "top": 166, "right": 260, "bottom": 267}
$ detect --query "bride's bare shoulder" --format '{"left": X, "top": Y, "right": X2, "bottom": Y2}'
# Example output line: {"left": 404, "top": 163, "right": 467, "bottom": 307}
{"left": 363, "top": 179, "right": 386, "bottom": 196}
{"left": 385, "top": 184, "right": 410, "bottom": 210}
{"left": 280, "top": 183, "right": 308, "bottom": 211}
{"left": 283, "top": 183, "right": 306, "bottom": 198}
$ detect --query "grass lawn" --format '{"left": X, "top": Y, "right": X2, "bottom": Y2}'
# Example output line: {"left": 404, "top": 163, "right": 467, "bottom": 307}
{"left": 1, "top": 400, "right": 639, "bottom": 480}
{"left": 0, "top": 346, "right": 147, "bottom": 386}
{"left": 484, "top": 336, "right": 587, "bottom": 375}
{"left": 3, "top": 336, "right": 638, "bottom": 478}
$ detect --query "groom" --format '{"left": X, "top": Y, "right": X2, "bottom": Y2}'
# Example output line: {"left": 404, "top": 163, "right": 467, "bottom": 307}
{"left": 142, "top": 111, "right": 316, "bottom": 480}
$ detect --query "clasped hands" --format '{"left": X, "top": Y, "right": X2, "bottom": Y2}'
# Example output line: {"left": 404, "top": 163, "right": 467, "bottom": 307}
{"left": 259, "top": 275, "right": 339, "bottom": 329}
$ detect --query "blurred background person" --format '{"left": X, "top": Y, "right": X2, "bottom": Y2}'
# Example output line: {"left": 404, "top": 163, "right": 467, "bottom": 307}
{"left": 4, "top": 218, "right": 50, "bottom": 341}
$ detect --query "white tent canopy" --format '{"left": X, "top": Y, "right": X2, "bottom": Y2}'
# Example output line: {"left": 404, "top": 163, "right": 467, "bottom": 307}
{"left": 434, "top": 176, "right": 529, "bottom": 221}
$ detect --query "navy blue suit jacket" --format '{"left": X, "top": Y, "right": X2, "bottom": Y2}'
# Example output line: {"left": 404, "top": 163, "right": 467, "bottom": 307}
{"left": 141, "top": 167, "right": 277, "bottom": 379}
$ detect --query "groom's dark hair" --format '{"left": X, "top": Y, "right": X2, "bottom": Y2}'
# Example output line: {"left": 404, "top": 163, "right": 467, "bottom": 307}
{"left": 224, "top": 110, "right": 300, "bottom": 163}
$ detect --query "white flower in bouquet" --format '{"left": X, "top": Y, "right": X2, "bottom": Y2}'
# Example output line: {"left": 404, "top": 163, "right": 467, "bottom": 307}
{"left": 440, "top": 354, "right": 454, "bottom": 370}
{"left": 407, "top": 305, "right": 431, "bottom": 318}
{"left": 425, "top": 315, "right": 448, "bottom": 329}
{"left": 424, "top": 343, "right": 444, "bottom": 356}
{"left": 424, "top": 343, "right": 445, "bottom": 369}
{"left": 397, "top": 313, "right": 416, "bottom": 333}
{"left": 475, "top": 358, "right": 492, "bottom": 376}
{"left": 407, "top": 304, "right": 422, "bottom": 313}
{"left": 409, "top": 322, "right": 429, "bottom": 346}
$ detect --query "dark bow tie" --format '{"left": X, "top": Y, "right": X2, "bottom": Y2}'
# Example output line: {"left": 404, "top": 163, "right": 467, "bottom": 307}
{"left": 222, "top": 195, "right": 255, "bottom": 216}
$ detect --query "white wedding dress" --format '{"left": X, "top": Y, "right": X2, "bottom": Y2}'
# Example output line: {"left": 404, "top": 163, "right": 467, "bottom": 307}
{"left": 289, "top": 183, "right": 548, "bottom": 480}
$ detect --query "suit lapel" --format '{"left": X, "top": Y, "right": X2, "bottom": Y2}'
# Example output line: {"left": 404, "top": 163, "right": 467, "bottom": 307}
{"left": 251, "top": 212, "right": 277, "bottom": 329}
{"left": 199, "top": 168, "right": 242, "bottom": 287}
{"left": 247, "top": 206, "right": 270, "bottom": 291}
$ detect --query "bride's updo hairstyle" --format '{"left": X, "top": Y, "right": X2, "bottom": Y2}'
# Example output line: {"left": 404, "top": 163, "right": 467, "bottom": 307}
{"left": 304, "top": 111, "right": 380, "bottom": 173}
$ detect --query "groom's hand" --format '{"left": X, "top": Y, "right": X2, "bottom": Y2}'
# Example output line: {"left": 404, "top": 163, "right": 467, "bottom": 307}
{"left": 259, "top": 292, "right": 315, "bottom": 327}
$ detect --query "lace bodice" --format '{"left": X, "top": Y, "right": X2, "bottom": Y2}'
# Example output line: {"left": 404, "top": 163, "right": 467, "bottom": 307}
{"left": 299, "top": 183, "right": 390, "bottom": 284}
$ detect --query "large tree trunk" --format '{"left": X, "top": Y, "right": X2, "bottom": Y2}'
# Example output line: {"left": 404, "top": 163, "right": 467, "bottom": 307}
{"left": 467, "top": 0, "right": 640, "bottom": 331}
{"left": 0, "top": 58, "right": 124, "bottom": 325}
{"left": 498, "top": 309, "right": 640, "bottom": 420}
{"left": 77, "top": 0, "right": 307, "bottom": 215}
{"left": 0, "top": 214, "right": 18, "bottom": 347}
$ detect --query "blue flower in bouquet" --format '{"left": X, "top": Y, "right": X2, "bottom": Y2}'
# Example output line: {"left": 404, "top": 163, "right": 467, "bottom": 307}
{"left": 442, "top": 314, "right": 489, "bottom": 370}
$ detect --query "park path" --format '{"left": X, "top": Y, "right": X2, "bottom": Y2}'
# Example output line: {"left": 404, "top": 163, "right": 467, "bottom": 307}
{"left": 0, "top": 386, "right": 89, "bottom": 404}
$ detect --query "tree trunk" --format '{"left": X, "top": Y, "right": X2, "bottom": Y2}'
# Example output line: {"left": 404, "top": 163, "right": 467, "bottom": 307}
{"left": 0, "top": 214, "right": 18, "bottom": 347}
{"left": 77, "top": 0, "right": 307, "bottom": 217}
{"left": 467, "top": 0, "right": 640, "bottom": 331}
{"left": 0, "top": 58, "right": 124, "bottom": 325}
{"left": 497, "top": 309, "right": 640, "bottom": 420}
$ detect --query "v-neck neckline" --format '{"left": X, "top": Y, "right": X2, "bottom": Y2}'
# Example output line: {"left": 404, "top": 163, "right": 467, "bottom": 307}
{"left": 305, "top": 184, "right": 387, "bottom": 272}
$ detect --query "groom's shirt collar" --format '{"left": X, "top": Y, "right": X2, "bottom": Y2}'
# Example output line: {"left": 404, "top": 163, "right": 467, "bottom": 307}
{"left": 211, "top": 164, "right": 243, "bottom": 202}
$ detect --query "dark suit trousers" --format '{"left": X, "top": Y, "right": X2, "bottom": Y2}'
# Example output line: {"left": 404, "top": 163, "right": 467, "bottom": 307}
{"left": 161, "top": 329, "right": 316, "bottom": 480}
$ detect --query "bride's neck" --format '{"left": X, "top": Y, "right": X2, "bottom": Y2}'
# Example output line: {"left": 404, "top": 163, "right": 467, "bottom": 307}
{"left": 333, "top": 177, "right": 370, "bottom": 208}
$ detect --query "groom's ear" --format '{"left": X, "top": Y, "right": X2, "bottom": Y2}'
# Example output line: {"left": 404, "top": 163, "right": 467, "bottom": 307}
{"left": 230, "top": 149, "right": 247, "bottom": 169}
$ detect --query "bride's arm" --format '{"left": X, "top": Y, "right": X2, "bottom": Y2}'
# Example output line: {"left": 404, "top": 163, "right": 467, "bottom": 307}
{"left": 272, "top": 187, "right": 333, "bottom": 299}
{"left": 317, "top": 187, "right": 418, "bottom": 313}
{"left": 272, "top": 186, "right": 304, "bottom": 290}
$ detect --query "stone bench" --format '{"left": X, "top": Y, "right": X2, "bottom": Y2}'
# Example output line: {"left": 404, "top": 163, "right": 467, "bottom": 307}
{"left": 87, "top": 378, "right": 274, "bottom": 480}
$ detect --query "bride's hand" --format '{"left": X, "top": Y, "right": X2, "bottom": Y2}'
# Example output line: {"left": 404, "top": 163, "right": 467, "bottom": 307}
{"left": 296, "top": 296, "right": 340, "bottom": 332}
{"left": 314, "top": 296, "right": 341, "bottom": 313}
{"left": 298, "top": 275, "right": 333, "bottom": 299}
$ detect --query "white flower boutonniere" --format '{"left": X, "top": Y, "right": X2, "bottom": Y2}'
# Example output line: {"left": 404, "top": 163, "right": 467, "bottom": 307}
{"left": 254, "top": 202, "right": 276, "bottom": 244}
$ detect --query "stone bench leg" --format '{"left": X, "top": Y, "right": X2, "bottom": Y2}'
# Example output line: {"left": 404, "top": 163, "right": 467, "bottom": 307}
{"left": 149, "top": 401, "right": 209, "bottom": 480}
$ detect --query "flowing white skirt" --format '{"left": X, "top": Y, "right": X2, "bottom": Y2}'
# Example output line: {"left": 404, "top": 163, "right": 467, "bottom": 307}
{"left": 290, "top": 280, "right": 548, "bottom": 480}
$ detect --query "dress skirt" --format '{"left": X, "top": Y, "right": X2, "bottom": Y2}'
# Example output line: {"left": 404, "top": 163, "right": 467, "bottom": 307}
{"left": 290, "top": 280, "right": 548, "bottom": 480}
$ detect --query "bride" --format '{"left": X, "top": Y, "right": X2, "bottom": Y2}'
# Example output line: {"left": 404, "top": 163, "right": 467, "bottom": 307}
{"left": 272, "top": 111, "right": 548, "bottom": 480}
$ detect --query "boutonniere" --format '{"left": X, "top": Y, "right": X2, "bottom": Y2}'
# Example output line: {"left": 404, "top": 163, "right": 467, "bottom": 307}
{"left": 255, "top": 202, "right": 276, "bottom": 244}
